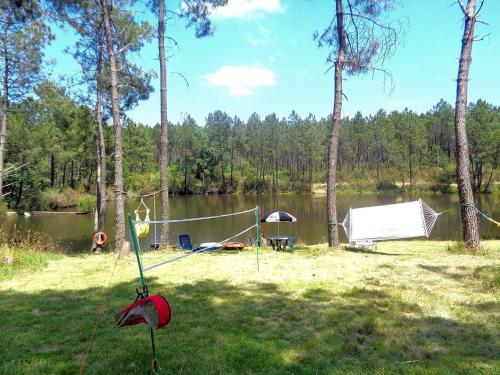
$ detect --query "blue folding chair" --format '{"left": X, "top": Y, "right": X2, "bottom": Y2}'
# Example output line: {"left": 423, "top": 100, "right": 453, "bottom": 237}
{"left": 178, "top": 234, "right": 193, "bottom": 251}
{"left": 285, "top": 235, "right": 297, "bottom": 252}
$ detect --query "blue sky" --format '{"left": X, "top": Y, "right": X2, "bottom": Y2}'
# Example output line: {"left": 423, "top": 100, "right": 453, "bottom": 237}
{"left": 46, "top": 0, "right": 500, "bottom": 126}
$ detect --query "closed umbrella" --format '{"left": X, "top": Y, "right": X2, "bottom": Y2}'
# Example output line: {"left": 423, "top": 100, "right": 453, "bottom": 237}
{"left": 260, "top": 211, "right": 297, "bottom": 236}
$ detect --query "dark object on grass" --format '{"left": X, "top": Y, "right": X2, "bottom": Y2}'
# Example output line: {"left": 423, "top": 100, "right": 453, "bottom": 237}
{"left": 179, "top": 233, "right": 193, "bottom": 251}
{"left": 115, "top": 295, "right": 171, "bottom": 330}
{"left": 222, "top": 241, "right": 246, "bottom": 250}
{"left": 285, "top": 235, "right": 297, "bottom": 252}
{"left": 178, "top": 233, "right": 221, "bottom": 252}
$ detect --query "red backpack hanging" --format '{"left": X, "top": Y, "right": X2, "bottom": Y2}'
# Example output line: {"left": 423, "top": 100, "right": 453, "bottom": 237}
{"left": 115, "top": 295, "right": 171, "bottom": 330}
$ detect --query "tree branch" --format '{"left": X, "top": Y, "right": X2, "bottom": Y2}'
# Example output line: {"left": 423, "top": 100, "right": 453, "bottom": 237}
{"left": 457, "top": 0, "right": 467, "bottom": 15}
{"left": 172, "top": 71, "right": 190, "bottom": 88}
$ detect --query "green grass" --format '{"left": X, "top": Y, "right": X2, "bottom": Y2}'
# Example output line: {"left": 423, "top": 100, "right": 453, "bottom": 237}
{"left": 0, "top": 229, "right": 61, "bottom": 281}
{"left": 0, "top": 245, "right": 60, "bottom": 280}
{"left": 1, "top": 241, "right": 499, "bottom": 374}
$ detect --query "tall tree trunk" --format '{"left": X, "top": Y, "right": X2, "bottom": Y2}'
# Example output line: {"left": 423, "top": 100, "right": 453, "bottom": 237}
{"left": 15, "top": 180, "right": 22, "bottom": 208}
{"left": 221, "top": 155, "right": 225, "bottom": 187}
{"left": 230, "top": 145, "right": 234, "bottom": 186}
{"left": 101, "top": 0, "right": 126, "bottom": 253}
{"left": 50, "top": 154, "right": 56, "bottom": 188}
{"left": 483, "top": 164, "right": 494, "bottom": 193}
{"left": 184, "top": 155, "right": 188, "bottom": 194}
{"left": 327, "top": 0, "right": 345, "bottom": 248}
{"left": 454, "top": 0, "right": 480, "bottom": 249}
{"left": 70, "top": 160, "right": 75, "bottom": 189}
{"left": 0, "top": 43, "right": 8, "bottom": 198}
{"left": 408, "top": 143, "right": 414, "bottom": 189}
{"left": 158, "top": 0, "right": 170, "bottom": 248}
{"left": 62, "top": 161, "right": 67, "bottom": 188}
{"left": 86, "top": 165, "right": 93, "bottom": 193}
{"left": 92, "top": 33, "right": 107, "bottom": 252}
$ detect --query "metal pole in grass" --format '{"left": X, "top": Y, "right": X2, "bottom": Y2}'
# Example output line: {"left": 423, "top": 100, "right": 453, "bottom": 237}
{"left": 128, "top": 213, "right": 146, "bottom": 286}
{"left": 255, "top": 206, "right": 260, "bottom": 272}
{"left": 127, "top": 213, "right": 159, "bottom": 374}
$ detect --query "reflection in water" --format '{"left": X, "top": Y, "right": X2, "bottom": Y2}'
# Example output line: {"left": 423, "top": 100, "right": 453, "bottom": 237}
{"left": 3, "top": 193, "right": 499, "bottom": 252}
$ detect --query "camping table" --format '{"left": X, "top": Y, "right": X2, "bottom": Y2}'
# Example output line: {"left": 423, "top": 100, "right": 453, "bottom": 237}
{"left": 268, "top": 236, "right": 289, "bottom": 251}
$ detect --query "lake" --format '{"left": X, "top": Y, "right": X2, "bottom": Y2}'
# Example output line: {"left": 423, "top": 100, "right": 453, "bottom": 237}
{"left": 2, "top": 193, "right": 499, "bottom": 252}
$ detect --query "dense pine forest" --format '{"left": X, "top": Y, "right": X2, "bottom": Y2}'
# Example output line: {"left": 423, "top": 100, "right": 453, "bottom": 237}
{"left": 2, "top": 80, "right": 498, "bottom": 210}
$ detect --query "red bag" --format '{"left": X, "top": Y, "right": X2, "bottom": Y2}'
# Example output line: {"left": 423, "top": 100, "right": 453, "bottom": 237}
{"left": 115, "top": 295, "right": 171, "bottom": 330}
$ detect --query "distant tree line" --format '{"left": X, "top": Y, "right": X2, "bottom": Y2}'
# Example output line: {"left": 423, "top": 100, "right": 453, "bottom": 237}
{"left": 2, "top": 82, "right": 498, "bottom": 209}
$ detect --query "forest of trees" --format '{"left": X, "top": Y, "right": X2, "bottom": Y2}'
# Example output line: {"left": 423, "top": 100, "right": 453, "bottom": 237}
{"left": 0, "top": 0, "right": 495, "bottom": 250}
{"left": 2, "top": 81, "right": 498, "bottom": 211}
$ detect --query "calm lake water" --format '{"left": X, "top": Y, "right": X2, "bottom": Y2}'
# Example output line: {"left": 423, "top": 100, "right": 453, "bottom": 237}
{"left": 3, "top": 193, "right": 499, "bottom": 252}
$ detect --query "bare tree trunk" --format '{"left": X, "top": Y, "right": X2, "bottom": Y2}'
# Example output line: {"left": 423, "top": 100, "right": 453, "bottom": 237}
{"left": 70, "top": 160, "right": 75, "bottom": 189}
{"left": 158, "top": 0, "right": 170, "bottom": 248}
{"left": 408, "top": 143, "right": 414, "bottom": 189}
{"left": 15, "top": 180, "right": 22, "bottom": 208}
{"left": 0, "top": 43, "right": 8, "bottom": 198}
{"left": 92, "top": 34, "right": 107, "bottom": 252}
{"left": 221, "top": 155, "right": 225, "bottom": 187}
{"left": 454, "top": 0, "right": 480, "bottom": 249}
{"left": 327, "top": 0, "right": 345, "bottom": 248}
{"left": 62, "top": 161, "right": 67, "bottom": 188}
{"left": 101, "top": 0, "right": 126, "bottom": 254}
{"left": 230, "top": 145, "right": 234, "bottom": 186}
{"left": 183, "top": 155, "right": 188, "bottom": 193}
{"left": 483, "top": 164, "right": 494, "bottom": 193}
{"left": 50, "top": 154, "right": 56, "bottom": 187}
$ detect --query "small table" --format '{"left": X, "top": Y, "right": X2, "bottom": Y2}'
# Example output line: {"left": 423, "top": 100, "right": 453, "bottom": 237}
{"left": 268, "top": 236, "right": 289, "bottom": 251}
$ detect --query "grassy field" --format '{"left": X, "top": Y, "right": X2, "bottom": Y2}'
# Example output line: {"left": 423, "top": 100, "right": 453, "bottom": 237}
{"left": 1, "top": 241, "right": 499, "bottom": 374}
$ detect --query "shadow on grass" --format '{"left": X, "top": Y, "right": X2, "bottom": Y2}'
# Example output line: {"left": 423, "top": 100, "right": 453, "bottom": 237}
{"left": 342, "top": 246, "right": 402, "bottom": 256}
{"left": 0, "top": 278, "right": 498, "bottom": 374}
{"left": 418, "top": 264, "right": 470, "bottom": 283}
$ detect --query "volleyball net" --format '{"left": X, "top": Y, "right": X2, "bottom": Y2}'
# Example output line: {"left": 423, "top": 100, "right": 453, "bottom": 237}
{"left": 127, "top": 206, "right": 261, "bottom": 275}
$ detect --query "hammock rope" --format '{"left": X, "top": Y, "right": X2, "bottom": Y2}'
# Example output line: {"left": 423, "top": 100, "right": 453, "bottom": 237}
{"left": 437, "top": 203, "right": 499, "bottom": 227}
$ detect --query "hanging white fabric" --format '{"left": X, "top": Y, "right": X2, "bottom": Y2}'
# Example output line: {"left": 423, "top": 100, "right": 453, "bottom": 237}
{"left": 342, "top": 199, "right": 438, "bottom": 242}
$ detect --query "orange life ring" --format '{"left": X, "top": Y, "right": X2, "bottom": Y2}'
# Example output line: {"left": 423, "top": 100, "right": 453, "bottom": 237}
{"left": 93, "top": 231, "right": 108, "bottom": 246}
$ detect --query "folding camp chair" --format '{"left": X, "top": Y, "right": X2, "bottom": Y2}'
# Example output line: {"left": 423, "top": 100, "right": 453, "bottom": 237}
{"left": 178, "top": 234, "right": 193, "bottom": 251}
{"left": 285, "top": 235, "right": 297, "bottom": 252}
{"left": 178, "top": 234, "right": 221, "bottom": 252}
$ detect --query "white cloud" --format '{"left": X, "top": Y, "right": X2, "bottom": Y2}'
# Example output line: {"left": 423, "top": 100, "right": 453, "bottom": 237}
{"left": 204, "top": 65, "right": 277, "bottom": 96}
{"left": 213, "top": 0, "right": 283, "bottom": 18}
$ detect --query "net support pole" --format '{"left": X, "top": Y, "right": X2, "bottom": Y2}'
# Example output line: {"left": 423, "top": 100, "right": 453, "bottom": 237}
{"left": 127, "top": 213, "right": 159, "bottom": 374}
{"left": 128, "top": 214, "right": 146, "bottom": 287}
{"left": 255, "top": 206, "right": 260, "bottom": 272}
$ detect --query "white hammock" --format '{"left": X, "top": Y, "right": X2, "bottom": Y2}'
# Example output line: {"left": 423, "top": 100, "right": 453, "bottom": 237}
{"left": 341, "top": 199, "right": 439, "bottom": 242}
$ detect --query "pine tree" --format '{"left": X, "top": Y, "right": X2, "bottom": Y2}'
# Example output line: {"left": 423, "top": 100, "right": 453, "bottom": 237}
{"left": 315, "top": 0, "right": 402, "bottom": 247}
{"left": 0, "top": 0, "right": 52, "bottom": 197}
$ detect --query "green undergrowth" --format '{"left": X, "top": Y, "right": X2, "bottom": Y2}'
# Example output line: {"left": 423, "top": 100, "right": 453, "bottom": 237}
{"left": 0, "top": 228, "right": 60, "bottom": 280}
{"left": 0, "top": 241, "right": 498, "bottom": 374}
{"left": 473, "top": 265, "right": 500, "bottom": 291}
{"left": 39, "top": 188, "right": 95, "bottom": 211}
{"left": 447, "top": 241, "right": 490, "bottom": 255}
